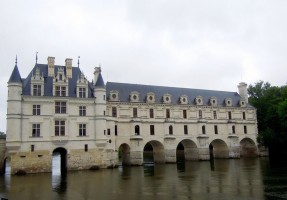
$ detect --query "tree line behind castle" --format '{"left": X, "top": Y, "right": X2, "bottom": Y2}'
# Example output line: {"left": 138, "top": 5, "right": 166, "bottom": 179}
{"left": 248, "top": 81, "right": 287, "bottom": 160}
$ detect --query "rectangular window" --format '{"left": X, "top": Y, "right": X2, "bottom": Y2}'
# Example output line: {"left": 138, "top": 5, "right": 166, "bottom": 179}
{"left": 79, "top": 124, "right": 86, "bottom": 136}
{"left": 232, "top": 126, "right": 235, "bottom": 134}
{"left": 32, "top": 124, "right": 40, "bottom": 137}
{"left": 133, "top": 108, "right": 138, "bottom": 118}
{"left": 214, "top": 125, "right": 218, "bottom": 134}
{"left": 79, "top": 106, "right": 86, "bottom": 116}
{"left": 199, "top": 110, "right": 202, "bottom": 119}
{"left": 85, "top": 144, "right": 88, "bottom": 152}
{"left": 79, "top": 87, "right": 86, "bottom": 98}
{"left": 202, "top": 126, "right": 206, "bottom": 134}
{"left": 115, "top": 125, "right": 118, "bottom": 136}
{"left": 213, "top": 111, "right": 217, "bottom": 119}
{"left": 166, "top": 109, "right": 170, "bottom": 118}
{"left": 112, "top": 107, "right": 117, "bottom": 117}
{"left": 184, "top": 125, "right": 188, "bottom": 135}
{"left": 150, "top": 125, "right": 155, "bottom": 135}
{"left": 55, "top": 86, "right": 66, "bottom": 97}
{"left": 55, "top": 102, "right": 66, "bottom": 114}
{"left": 243, "top": 112, "right": 246, "bottom": 120}
{"left": 244, "top": 125, "right": 247, "bottom": 134}
{"left": 33, "top": 105, "right": 41, "bottom": 115}
{"left": 55, "top": 120, "right": 65, "bottom": 136}
{"left": 31, "top": 145, "right": 34, "bottom": 152}
{"left": 183, "top": 110, "right": 187, "bottom": 119}
{"left": 228, "top": 111, "right": 232, "bottom": 120}
{"left": 107, "top": 129, "right": 111, "bottom": 135}
{"left": 33, "top": 85, "right": 41, "bottom": 96}
{"left": 150, "top": 109, "right": 154, "bottom": 118}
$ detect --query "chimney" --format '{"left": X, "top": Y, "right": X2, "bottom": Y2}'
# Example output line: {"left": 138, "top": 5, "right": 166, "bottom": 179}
{"left": 65, "top": 58, "right": 73, "bottom": 78}
{"left": 48, "top": 57, "right": 55, "bottom": 76}
{"left": 238, "top": 82, "right": 248, "bottom": 103}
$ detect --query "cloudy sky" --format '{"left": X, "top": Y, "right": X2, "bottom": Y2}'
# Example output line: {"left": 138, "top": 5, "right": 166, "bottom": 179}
{"left": 0, "top": 0, "right": 287, "bottom": 132}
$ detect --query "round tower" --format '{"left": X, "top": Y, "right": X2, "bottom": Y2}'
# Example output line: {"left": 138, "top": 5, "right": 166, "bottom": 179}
{"left": 93, "top": 67, "right": 107, "bottom": 148}
{"left": 7, "top": 59, "right": 23, "bottom": 147}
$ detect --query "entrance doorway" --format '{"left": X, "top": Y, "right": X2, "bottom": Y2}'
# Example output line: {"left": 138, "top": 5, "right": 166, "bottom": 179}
{"left": 52, "top": 148, "right": 67, "bottom": 174}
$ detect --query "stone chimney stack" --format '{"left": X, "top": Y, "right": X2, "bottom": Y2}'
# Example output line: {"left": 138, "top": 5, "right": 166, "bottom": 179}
{"left": 48, "top": 57, "right": 55, "bottom": 76}
{"left": 65, "top": 58, "right": 73, "bottom": 78}
{"left": 238, "top": 82, "right": 248, "bottom": 103}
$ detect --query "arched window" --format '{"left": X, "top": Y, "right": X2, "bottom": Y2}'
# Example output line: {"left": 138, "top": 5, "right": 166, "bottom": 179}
{"left": 169, "top": 125, "right": 173, "bottom": 135}
{"left": 202, "top": 125, "right": 206, "bottom": 134}
{"left": 135, "top": 125, "right": 140, "bottom": 135}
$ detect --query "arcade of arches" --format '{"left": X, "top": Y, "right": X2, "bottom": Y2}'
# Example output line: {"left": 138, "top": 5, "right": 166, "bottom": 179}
{"left": 117, "top": 137, "right": 259, "bottom": 165}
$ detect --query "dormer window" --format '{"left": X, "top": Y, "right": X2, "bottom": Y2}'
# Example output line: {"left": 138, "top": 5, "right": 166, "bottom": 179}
{"left": 239, "top": 100, "right": 246, "bottom": 107}
{"left": 53, "top": 67, "right": 68, "bottom": 97}
{"left": 130, "top": 91, "right": 140, "bottom": 102}
{"left": 163, "top": 94, "right": 171, "bottom": 104}
{"left": 31, "top": 67, "right": 44, "bottom": 96}
{"left": 55, "top": 86, "right": 66, "bottom": 97}
{"left": 109, "top": 90, "right": 119, "bottom": 101}
{"left": 225, "top": 98, "right": 232, "bottom": 107}
{"left": 146, "top": 92, "right": 155, "bottom": 103}
{"left": 180, "top": 95, "right": 188, "bottom": 105}
{"left": 76, "top": 72, "right": 88, "bottom": 98}
{"left": 210, "top": 97, "right": 217, "bottom": 106}
{"left": 195, "top": 96, "right": 203, "bottom": 105}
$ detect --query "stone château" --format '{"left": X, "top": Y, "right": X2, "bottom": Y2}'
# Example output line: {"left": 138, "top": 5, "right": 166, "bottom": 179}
{"left": 6, "top": 56, "right": 259, "bottom": 174}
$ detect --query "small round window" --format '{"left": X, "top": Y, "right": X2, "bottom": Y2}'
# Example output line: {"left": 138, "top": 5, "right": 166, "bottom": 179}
{"left": 227, "top": 100, "right": 230, "bottom": 104}
{"left": 198, "top": 98, "right": 201, "bottom": 103}
{"left": 112, "top": 94, "right": 117, "bottom": 99}
{"left": 182, "top": 98, "right": 186, "bottom": 102}
{"left": 133, "top": 95, "right": 137, "bottom": 100}
{"left": 149, "top": 96, "right": 153, "bottom": 101}
{"left": 242, "top": 101, "right": 245, "bottom": 105}
{"left": 165, "top": 97, "right": 169, "bottom": 102}
{"left": 212, "top": 99, "right": 216, "bottom": 104}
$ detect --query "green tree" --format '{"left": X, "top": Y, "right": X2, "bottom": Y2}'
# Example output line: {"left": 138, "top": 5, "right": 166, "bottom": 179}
{"left": 248, "top": 81, "right": 287, "bottom": 158}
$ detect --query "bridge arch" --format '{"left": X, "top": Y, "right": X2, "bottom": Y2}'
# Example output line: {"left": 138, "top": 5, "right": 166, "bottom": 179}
{"left": 176, "top": 139, "right": 198, "bottom": 161}
{"left": 240, "top": 138, "right": 258, "bottom": 157}
{"left": 209, "top": 139, "right": 229, "bottom": 159}
{"left": 52, "top": 147, "right": 67, "bottom": 174}
{"left": 143, "top": 140, "right": 165, "bottom": 164}
{"left": 118, "top": 143, "right": 131, "bottom": 166}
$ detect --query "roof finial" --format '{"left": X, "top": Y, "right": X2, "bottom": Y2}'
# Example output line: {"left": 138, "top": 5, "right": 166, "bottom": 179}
{"left": 78, "top": 56, "right": 80, "bottom": 68}
{"left": 15, "top": 55, "right": 18, "bottom": 66}
{"left": 36, "top": 52, "right": 38, "bottom": 64}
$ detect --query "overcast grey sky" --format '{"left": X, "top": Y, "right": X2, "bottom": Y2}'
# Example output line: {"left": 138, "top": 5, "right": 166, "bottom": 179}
{"left": 1, "top": 0, "right": 287, "bottom": 132}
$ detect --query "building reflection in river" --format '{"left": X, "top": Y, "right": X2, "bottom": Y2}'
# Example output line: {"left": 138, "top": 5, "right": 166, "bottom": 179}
{"left": 4, "top": 158, "right": 287, "bottom": 200}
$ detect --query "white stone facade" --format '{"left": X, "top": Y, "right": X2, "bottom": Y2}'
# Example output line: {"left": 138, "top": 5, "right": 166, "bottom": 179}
{"left": 6, "top": 56, "right": 259, "bottom": 174}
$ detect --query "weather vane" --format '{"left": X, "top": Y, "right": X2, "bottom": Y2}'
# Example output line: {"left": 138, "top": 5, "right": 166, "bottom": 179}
{"left": 78, "top": 56, "right": 80, "bottom": 68}
{"left": 36, "top": 52, "right": 38, "bottom": 64}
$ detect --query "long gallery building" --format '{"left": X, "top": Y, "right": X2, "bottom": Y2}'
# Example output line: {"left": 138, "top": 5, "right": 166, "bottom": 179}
{"left": 6, "top": 56, "right": 260, "bottom": 174}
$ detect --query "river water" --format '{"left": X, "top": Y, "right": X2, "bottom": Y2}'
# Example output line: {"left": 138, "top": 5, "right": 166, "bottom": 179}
{"left": 1, "top": 157, "right": 287, "bottom": 200}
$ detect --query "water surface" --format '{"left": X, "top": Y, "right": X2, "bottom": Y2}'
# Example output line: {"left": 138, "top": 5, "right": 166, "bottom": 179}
{"left": 1, "top": 158, "right": 287, "bottom": 200}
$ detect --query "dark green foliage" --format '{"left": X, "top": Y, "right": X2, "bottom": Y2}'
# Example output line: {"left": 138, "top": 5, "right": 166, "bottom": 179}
{"left": 248, "top": 81, "right": 287, "bottom": 158}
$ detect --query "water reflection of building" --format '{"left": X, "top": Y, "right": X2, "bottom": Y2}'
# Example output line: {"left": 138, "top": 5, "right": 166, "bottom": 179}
{"left": 6, "top": 56, "right": 261, "bottom": 174}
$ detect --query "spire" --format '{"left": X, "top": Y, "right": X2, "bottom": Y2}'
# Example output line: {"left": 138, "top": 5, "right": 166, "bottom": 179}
{"left": 78, "top": 56, "right": 80, "bottom": 68}
{"left": 95, "top": 70, "right": 105, "bottom": 87}
{"left": 36, "top": 52, "right": 38, "bottom": 64}
{"left": 8, "top": 56, "right": 22, "bottom": 83}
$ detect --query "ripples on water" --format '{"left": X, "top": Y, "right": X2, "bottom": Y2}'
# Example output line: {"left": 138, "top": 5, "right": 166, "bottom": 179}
{"left": 1, "top": 157, "right": 287, "bottom": 199}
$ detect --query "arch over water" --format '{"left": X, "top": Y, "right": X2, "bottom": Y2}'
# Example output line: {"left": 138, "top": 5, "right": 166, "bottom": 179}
{"left": 240, "top": 138, "right": 258, "bottom": 157}
{"left": 209, "top": 139, "right": 229, "bottom": 159}
{"left": 118, "top": 143, "right": 131, "bottom": 166}
{"left": 53, "top": 147, "right": 67, "bottom": 174}
{"left": 143, "top": 140, "right": 165, "bottom": 164}
{"left": 176, "top": 139, "right": 198, "bottom": 161}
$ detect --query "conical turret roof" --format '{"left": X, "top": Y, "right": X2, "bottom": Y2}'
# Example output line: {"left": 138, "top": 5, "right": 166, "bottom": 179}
{"left": 8, "top": 65, "right": 22, "bottom": 83}
{"left": 95, "top": 72, "right": 105, "bottom": 87}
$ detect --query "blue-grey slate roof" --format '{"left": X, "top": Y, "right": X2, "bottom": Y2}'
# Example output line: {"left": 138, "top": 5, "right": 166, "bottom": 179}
{"left": 22, "top": 64, "right": 94, "bottom": 98}
{"left": 8, "top": 65, "right": 22, "bottom": 83}
{"left": 95, "top": 73, "right": 105, "bottom": 87}
{"left": 106, "top": 82, "right": 247, "bottom": 107}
